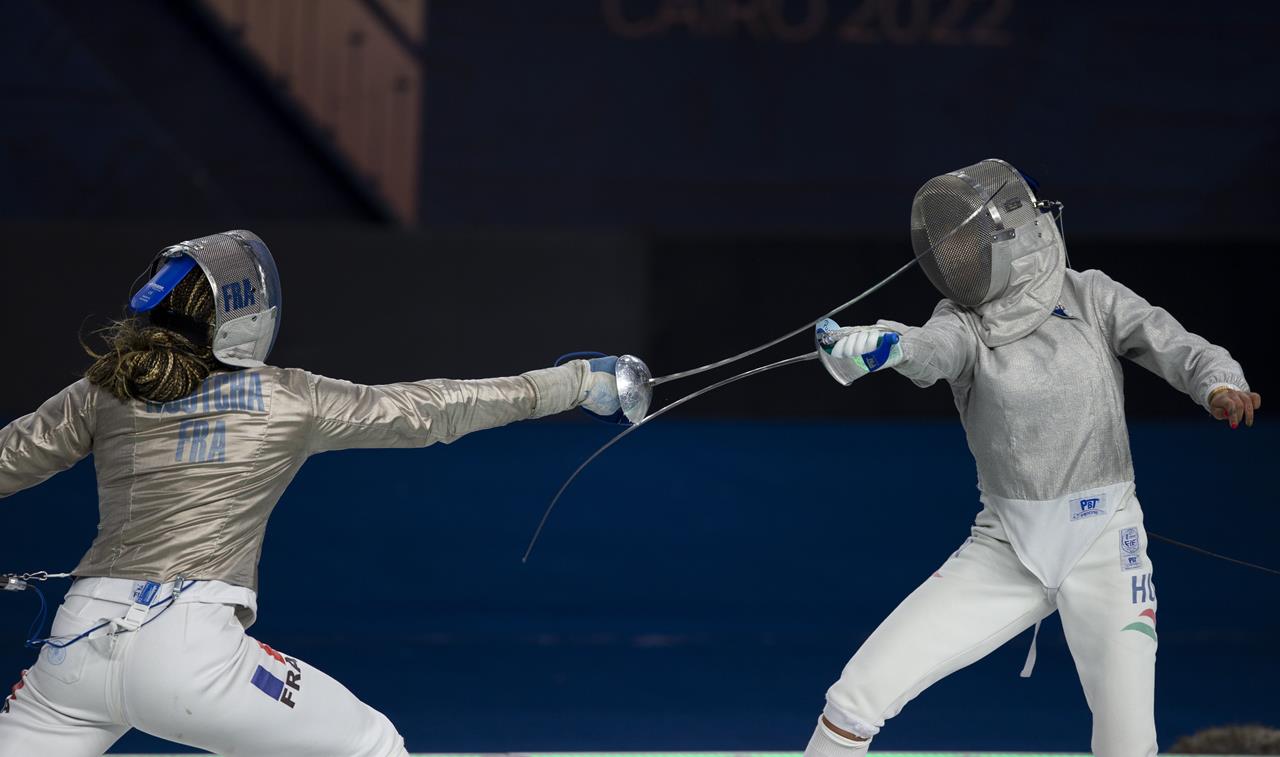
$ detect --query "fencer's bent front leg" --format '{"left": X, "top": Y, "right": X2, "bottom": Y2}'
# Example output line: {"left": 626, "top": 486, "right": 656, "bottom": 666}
{"left": 821, "top": 512, "right": 1051, "bottom": 740}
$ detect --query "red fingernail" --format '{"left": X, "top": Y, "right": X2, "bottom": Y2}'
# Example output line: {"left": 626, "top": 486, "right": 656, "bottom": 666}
{"left": 1231, "top": 422, "right": 1238, "bottom": 429}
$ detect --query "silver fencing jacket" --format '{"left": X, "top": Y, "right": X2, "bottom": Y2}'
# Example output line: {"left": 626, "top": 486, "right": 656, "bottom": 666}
{"left": 0, "top": 362, "right": 592, "bottom": 595}
{"left": 882, "top": 216, "right": 1250, "bottom": 588}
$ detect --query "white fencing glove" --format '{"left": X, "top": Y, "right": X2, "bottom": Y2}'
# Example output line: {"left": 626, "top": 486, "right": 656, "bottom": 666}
{"left": 815, "top": 318, "right": 902, "bottom": 386}
{"left": 555, "top": 352, "right": 628, "bottom": 424}
{"left": 581, "top": 356, "right": 624, "bottom": 419}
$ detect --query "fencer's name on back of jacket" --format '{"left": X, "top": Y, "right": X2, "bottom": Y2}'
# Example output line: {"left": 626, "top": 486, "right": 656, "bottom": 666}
{"left": 144, "top": 371, "right": 266, "bottom": 416}
{"left": 139, "top": 371, "right": 268, "bottom": 465}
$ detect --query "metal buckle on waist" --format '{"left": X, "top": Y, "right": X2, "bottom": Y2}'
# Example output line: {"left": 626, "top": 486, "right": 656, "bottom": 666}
{"left": 107, "top": 580, "right": 162, "bottom": 635}
{"left": 105, "top": 576, "right": 185, "bottom": 636}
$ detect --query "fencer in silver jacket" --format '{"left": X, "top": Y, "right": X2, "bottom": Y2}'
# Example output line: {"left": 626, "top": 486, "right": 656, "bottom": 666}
{"left": 0, "top": 363, "right": 593, "bottom": 600}
{"left": 0, "top": 230, "right": 628, "bottom": 757}
{"left": 878, "top": 211, "right": 1252, "bottom": 586}
{"left": 884, "top": 209, "right": 1250, "bottom": 500}
{"left": 805, "top": 161, "right": 1260, "bottom": 757}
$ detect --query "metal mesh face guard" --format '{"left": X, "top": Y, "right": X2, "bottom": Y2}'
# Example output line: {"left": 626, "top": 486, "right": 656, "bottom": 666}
{"left": 132, "top": 230, "right": 282, "bottom": 367}
{"left": 910, "top": 159, "right": 1040, "bottom": 308}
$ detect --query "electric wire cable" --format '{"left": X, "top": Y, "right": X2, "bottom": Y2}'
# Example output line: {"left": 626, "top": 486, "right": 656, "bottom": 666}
{"left": 1147, "top": 531, "right": 1280, "bottom": 576}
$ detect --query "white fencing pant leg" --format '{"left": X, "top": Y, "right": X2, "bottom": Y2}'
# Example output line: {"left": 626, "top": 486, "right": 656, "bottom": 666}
{"left": 817, "top": 509, "right": 1054, "bottom": 748}
{"left": 0, "top": 665, "right": 128, "bottom": 757}
{"left": 122, "top": 602, "right": 409, "bottom": 757}
{"left": 0, "top": 598, "right": 131, "bottom": 757}
{"left": 1057, "top": 501, "right": 1158, "bottom": 757}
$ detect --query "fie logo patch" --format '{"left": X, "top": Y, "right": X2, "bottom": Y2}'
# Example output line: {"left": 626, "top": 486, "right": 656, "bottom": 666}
{"left": 1120, "top": 526, "right": 1143, "bottom": 571}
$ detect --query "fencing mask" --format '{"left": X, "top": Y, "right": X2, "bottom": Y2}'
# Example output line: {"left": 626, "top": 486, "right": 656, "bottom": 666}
{"left": 130, "top": 230, "right": 282, "bottom": 367}
{"left": 910, "top": 159, "right": 1049, "bottom": 309}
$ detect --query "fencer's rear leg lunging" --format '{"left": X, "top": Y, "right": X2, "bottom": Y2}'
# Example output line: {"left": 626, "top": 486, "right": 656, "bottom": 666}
{"left": 805, "top": 511, "right": 1052, "bottom": 755}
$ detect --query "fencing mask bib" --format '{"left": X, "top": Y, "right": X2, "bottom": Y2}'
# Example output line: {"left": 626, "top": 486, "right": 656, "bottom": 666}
{"left": 910, "top": 159, "right": 1049, "bottom": 309}
{"left": 130, "top": 230, "right": 282, "bottom": 367}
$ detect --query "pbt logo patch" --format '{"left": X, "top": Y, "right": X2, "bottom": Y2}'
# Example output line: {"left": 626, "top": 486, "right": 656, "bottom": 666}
{"left": 222, "top": 279, "right": 257, "bottom": 312}
{"left": 1069, "top": 494, "right": 1108, "bottom": 521}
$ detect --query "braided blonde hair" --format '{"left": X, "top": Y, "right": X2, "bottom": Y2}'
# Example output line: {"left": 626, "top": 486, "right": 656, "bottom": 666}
{"left": 85, "top": 268, "right": 219, "bottom": 403}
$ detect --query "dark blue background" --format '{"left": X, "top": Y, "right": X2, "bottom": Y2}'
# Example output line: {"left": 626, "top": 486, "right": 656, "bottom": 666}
{"left": 0, "top": 1, "right": 1276, "bottom": 752}
{"left": 2, "top": 418, "right": 1274, "bottom": 752}
{"left": 420, "top": 1, "right": 1280, "bottom": 234}
{"left": 6, "top": 1, "right": 1279, "bottom": 235}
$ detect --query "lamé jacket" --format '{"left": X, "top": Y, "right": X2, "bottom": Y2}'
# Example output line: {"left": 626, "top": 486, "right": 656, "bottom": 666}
{"left": 0, "top": 362, "right": 592, "bottom": 593}
{"left": 881, "top": 214, "right": 1250, "bottom": 587}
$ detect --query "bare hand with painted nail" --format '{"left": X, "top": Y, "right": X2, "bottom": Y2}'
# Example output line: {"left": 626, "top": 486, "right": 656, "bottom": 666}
{"left": 1209, "top": 387, "right": 1262, "bottom": 428}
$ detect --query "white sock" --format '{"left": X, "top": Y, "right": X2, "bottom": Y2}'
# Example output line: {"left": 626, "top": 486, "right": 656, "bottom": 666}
{"left": 804, "top": 716, "right": 872, "bottom": 757}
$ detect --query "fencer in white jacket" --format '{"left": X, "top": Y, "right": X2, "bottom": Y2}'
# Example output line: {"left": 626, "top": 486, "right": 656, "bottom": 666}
{"left": 806, "top": 160, "right": 1260, "bottom": 757}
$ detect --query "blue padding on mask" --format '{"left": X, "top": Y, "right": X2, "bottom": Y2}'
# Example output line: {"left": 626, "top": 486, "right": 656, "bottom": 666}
{"left": 130, "top": 255, "right": 198, "bottom": 312}
{"left": 1018, "top": 169, "right": 1041, "bottom": 194}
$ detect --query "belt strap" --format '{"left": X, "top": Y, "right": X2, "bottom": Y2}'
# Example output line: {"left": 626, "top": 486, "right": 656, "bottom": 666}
{"left": 106, "top": 577, "right": 185, "bottom": 636}
{"left": 1019, "top": 620, "right": 1042, "bottom": 678}
{"left": 108, "top": 580, "right": 161, "bottom": 635}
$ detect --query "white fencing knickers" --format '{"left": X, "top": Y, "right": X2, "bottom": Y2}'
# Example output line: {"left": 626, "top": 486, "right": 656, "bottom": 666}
{"left": 813, "top": 495, "right": 1158, "bottom": 757}
{"left": 0, "top": 578, "right": 409, "bottom": 757}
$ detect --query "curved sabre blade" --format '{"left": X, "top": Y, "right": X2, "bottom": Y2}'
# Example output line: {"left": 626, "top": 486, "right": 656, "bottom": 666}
{"left": 646, "top": 179, "right": 1011, "bottom": 387}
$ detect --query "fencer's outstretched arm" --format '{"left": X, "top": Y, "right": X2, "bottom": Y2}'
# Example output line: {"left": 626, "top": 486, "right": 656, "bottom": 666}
{"left": 878, "top": 302, "right": 977, "bottom": 388}
{"left": 1085, "top": 270, "right": 1252, "bottom": 411}
{"left": 305, "top": 361, "right": 595, "bottom": 453}
{"left": 0, "top": 381, "right": 96, "bottom": 498}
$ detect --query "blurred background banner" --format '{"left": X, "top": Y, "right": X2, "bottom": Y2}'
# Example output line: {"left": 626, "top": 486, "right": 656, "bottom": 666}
{"left": 420, "top": 1, "right": 1278, "bottom": 236}
{"left": 0, "top": 0, "right": 1277, "bottom": 754}
{"left": 5, "top": 1, "right": 1278, "bottom": 233}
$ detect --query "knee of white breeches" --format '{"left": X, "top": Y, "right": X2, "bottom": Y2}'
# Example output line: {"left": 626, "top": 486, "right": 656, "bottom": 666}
{"left": 805, "top": 716, "right": 872, "bottom": 757}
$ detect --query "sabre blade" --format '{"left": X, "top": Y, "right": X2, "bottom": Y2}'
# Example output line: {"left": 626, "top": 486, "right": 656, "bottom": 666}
{"left": 645, "top": 179, "right": 1011, "bottom": 388}
{"left": 643, "top": 259, "right": 914, "bottom": 387}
